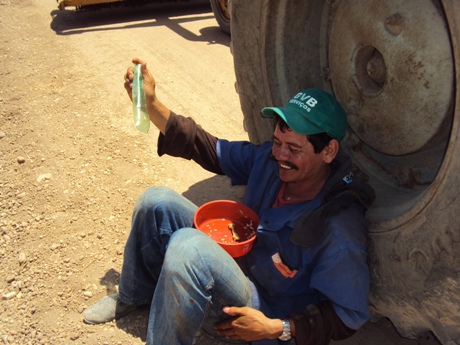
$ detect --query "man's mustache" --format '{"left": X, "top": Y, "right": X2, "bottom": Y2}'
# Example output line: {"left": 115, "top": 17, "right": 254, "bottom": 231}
{"left": 269, "top": 154, "right": 298, "bottom": 170}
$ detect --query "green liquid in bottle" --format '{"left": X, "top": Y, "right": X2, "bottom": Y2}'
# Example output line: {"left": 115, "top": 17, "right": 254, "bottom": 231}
{"left": 132, "top": 64, "right": 150, "bottom": 134}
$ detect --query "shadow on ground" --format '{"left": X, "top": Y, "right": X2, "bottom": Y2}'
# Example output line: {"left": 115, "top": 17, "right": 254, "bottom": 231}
{"left": 49, "top": 0, "right": 230, "bottom": 46}
{"left": 333, "top": 318, "right": 441, "bottom": 345}
{"left": 182, "top": 175, "right": 245, "bottom": 206}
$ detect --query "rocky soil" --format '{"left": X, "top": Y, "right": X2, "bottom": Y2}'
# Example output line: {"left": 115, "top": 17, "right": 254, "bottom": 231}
{"left": 0, "top": 0, "right": 245, "bottom": 344}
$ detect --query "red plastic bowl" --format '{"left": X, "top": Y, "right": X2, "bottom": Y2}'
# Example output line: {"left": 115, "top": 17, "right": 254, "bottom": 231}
{"left": 194, "top": 200, "right": 259, "bottom": 258}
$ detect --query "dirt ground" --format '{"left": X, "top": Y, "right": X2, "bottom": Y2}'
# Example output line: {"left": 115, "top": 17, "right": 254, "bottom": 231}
{"left": 0, "top": 0, "right": 440, "bottom": 344}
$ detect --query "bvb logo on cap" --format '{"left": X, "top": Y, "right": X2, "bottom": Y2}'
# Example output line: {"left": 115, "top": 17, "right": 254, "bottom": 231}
{"left": 289, "top": 92, "right": 319, "bottom": 112}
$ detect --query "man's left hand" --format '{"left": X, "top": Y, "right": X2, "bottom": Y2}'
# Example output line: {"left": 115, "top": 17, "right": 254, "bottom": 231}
{"left": 214, "top": 306, "right": 283, "bottom": 341}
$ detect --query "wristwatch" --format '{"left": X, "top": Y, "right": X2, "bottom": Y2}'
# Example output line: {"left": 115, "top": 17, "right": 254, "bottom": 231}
{"left": 278, "top": 318, "right": 292, "bottom": 341}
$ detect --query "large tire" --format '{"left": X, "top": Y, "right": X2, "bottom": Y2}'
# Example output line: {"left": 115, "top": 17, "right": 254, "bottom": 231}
{"left": 231, "top": 1, "right": 460, "bottom": 344}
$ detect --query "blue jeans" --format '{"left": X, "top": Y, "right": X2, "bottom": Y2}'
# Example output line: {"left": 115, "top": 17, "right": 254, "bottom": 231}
{"left": 118, "top": 186, "right": 252, "bottom": 345}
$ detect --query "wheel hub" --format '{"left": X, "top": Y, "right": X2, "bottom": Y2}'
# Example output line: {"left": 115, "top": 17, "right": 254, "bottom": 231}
{"left": 327, "top": 0, "right": 454, "bottom": 156}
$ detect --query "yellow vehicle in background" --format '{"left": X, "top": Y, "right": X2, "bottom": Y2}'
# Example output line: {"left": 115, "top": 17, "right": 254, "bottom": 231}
{"left": 56, "top": 0, "right": 230, "bottom": 35}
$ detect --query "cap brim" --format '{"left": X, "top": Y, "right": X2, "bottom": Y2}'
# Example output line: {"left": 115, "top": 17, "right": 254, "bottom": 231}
{"left": 261, "top": 106, "right": 324, "bottom": 135}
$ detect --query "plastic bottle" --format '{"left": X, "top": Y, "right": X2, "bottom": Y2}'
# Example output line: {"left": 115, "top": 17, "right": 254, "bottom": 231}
{"left": 132, "top": 64, "right": 150, "bottom": 134}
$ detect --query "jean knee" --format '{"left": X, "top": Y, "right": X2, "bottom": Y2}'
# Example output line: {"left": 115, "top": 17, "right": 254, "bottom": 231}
{"left": 164, "top": 228, "right": 215, "bottom": 281}
{"left": 167, "top": 229, "right": 211, "bottom": 259}
{"left": 134, "top": 186, "right": 178, "bottom": 212}
{"left": 169, "top": 228, "right": 205, "bottom": 249}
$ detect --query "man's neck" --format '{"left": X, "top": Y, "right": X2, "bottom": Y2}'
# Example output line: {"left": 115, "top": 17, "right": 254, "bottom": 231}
{"left": 283, "top": 166, "right": 331, "bottom": 202}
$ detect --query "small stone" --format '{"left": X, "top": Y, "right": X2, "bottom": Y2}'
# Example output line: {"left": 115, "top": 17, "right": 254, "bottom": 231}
{"left": 0, "top": 131, "right": 5, "bottom": 139}
{"left": 18, "top": 252, "right": 26, "bottom": 264}
{"left": 69, "top": 333, "right": 79, "bottom": 340}
{"left": 17, "top": 156, "right": 26, "bottom": 164}
{"left": 2, "top": 291, "right": 17, "bottom": 300}
{"left": 83, "top": 291, "right": 93, "bottom": 297}
{"left": 37, "top": 173, "right": 52, "bottom": 182}
{"left": 50, "top": 243, "right": 60, "bottom": 250}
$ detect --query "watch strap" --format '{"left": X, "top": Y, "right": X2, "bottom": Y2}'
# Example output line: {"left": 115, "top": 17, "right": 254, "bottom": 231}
{"left": 278, "top": 318, "right": 292, "bottom": 341}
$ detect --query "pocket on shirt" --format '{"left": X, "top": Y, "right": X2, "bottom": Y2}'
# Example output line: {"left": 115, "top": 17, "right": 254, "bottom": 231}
{"left": 249, "top": 250, "right": 305, "bottom": 296}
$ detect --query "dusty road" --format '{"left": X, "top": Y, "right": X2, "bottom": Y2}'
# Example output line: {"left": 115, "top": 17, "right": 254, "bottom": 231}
{"left": 1, "top": 0, "right": 246, "bottom": 344}
{"left": 0, "top": 0, "right": 437, "bottom": 344}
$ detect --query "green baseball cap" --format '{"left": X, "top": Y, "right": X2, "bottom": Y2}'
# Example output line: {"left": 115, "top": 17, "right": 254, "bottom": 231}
{"left": 261, "top": 88, "right": 347, "bottom": 141}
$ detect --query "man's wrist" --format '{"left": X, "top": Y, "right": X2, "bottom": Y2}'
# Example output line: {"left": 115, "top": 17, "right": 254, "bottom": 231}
{"left": 278, "top": 318, "right": 292, "bottom": 341}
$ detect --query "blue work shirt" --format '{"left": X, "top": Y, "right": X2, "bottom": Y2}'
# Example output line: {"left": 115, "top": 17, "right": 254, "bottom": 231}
{"left": 216, "top": 139, "right": 370, "bottom": 331}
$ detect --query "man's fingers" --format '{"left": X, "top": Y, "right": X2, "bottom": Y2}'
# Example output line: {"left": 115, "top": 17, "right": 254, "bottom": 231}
{"left": 215, "top": 326, "right": 240, "bottom": 340}
{"left": 132, "top": 57, "right": 145, "bottom": 65}
{"left": 223, "top": 306, "right": 246, "bottom": 316}
{"left": 132, "top": 58, "right": 149, "bottom": 78}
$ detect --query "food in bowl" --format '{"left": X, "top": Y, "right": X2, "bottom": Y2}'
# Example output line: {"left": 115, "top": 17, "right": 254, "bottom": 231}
{"left": 194, "top": 200, "right": 259, "bottom": 258}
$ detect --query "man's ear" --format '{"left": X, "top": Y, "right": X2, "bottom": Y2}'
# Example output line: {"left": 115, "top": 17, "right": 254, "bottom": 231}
{"left": 323, "top": 139, "right": 339, "bottom": 164}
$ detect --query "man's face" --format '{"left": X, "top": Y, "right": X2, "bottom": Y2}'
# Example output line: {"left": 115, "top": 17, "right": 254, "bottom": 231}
{"left": 272, "top": 123, "right": 328, "bottom": 184}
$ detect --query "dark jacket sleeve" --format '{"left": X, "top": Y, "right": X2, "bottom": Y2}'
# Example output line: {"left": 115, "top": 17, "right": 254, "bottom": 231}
{"left": 289, "top": 301, "right": 356, "bottom": 345}
{"left": 157, "top": 112, "right": 224, "bottom": 175}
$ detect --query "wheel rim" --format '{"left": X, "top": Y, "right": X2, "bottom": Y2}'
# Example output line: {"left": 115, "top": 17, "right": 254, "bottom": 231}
{"left": 328, "top": 0, "right": 453, "bottom": 156}
{"left": 260, "top": 0, "right": 455, "bottom": 227}
{"left": 215, "top": 0, "right": 230, "bottom": 22}
{"left": 325, "top": 0, "right": 454, "bottom": 226}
